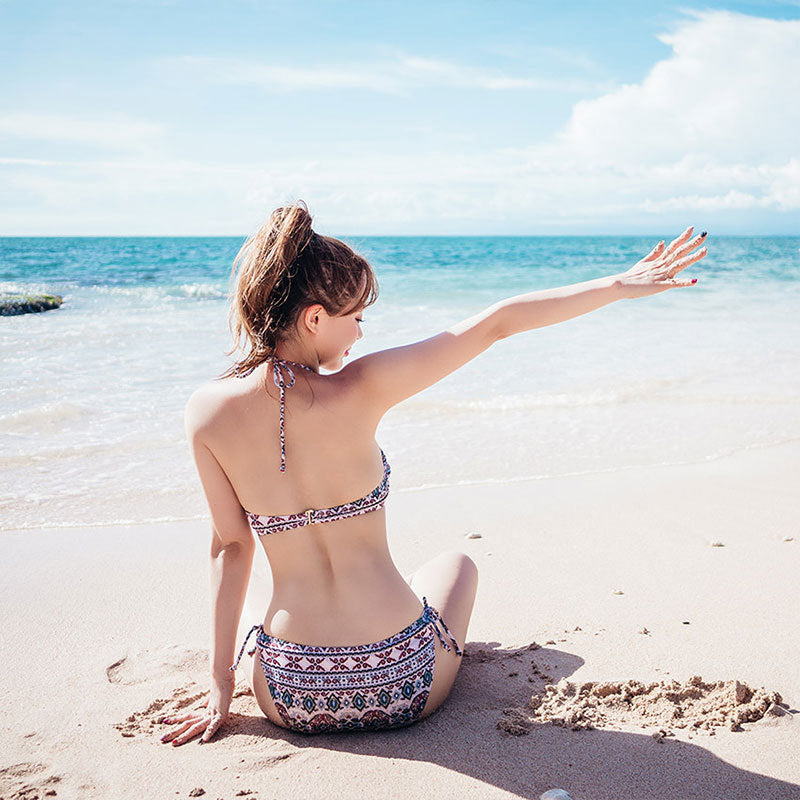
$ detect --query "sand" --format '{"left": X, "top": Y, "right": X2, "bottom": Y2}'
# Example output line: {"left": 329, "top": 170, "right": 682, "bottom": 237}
{"left": 498, "top": 675, "right": 787, "bottom": 737}
{"left": 1, "top": 440, "right": 799, "bottom": 800}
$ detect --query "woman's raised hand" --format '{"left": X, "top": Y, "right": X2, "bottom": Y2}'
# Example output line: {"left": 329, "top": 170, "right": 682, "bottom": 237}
{"left": 158, "top": 672, "right": 235, "bottom": 746}
{"left": 617, "top": 226, "right": 708, "bottom": 299}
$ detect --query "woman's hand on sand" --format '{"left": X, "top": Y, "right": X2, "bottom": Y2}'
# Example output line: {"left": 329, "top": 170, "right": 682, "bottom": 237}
{"left": 158, "top": 672, "right": 235, "bottom": 746}
{"left": 616, "top": 226, "right": 708, "bottom": 299}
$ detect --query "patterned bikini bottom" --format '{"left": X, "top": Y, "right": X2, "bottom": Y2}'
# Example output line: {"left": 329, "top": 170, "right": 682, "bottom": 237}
{"left": 230, "top": 596, "right": 463, "bottom": 734}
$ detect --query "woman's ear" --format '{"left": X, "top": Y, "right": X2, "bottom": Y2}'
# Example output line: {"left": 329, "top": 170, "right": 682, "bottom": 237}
{"left": 300, "top": 304, "right": 324, "bottom": 334}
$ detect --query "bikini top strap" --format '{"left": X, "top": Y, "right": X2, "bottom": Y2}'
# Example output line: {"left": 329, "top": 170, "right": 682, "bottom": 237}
{"left": 271, "top": 357, "right": 315, "bottom": 473}
{"left": 271, "top": 359, "right": 296, "bottom": 473}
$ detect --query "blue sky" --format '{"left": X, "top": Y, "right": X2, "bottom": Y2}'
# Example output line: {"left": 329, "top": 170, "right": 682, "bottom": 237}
{"left": 1, "top": 1, "right": 799, "bottom": 234}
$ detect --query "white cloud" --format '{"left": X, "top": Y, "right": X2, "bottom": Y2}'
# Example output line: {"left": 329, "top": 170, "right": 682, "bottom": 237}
{"left": 482, "top": 9, "right": 800, "bottom": 224}
{"left": 0, "top": 112, "right": 164, "bottom": 154}
{"left": 160, "top": 52, "right": 605, "bottom": 94}
{"left": 546, "top": 10, "right": 800, "bottom": 166}
{"left": 2, "top": 11, "right": 799, "bottom": 233}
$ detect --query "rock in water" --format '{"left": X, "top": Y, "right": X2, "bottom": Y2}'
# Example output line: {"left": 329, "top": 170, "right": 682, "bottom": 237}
{"left": 0, "top": 293, "right": 63, "bottom": 316}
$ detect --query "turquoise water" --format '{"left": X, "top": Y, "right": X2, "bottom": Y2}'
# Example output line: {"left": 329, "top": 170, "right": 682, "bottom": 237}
{"left": 2, "top": 234, "right": 798, "bottom": 295}
{"left": 1, "top": 235, "right": 799, "bottom": 530}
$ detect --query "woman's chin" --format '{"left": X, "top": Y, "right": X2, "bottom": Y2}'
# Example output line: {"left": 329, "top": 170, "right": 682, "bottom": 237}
{"left": 321, "top": 354, "right": 345, "bottom": 371}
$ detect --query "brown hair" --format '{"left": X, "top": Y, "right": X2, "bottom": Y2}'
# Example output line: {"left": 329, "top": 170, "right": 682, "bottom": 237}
{"left": 219, "top": 200, "right": 378, "bottom": 379}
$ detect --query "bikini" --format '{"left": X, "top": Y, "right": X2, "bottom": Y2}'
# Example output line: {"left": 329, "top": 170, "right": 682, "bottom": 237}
{"left": 229, "top": 357, "right": 463, "bottom": 734}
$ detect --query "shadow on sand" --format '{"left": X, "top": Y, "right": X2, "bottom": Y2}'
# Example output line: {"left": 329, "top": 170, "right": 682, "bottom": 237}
{"left": 222, "top": 639, "right": 800, "bottom": 800}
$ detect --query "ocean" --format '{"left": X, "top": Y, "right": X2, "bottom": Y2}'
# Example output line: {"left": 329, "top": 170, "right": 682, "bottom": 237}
{"left": 1, "top": 235, "right": 798, "bottom": 531}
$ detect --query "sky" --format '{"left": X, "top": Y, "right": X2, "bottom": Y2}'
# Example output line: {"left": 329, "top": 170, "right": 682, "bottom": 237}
{"left": 1, "top": 0, "right": 799, "bottom": 235}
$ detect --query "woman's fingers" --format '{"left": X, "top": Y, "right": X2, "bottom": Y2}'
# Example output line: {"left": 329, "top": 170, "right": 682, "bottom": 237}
{"left": 160, "top": 712, "right": 194, "bottom": 725}
{"left": 669, "top": 231, "right": 707, "bottom": 266}
{"left": 673, "top": 247, "right": 708, "bottom": 272}
{"left": 160, "top": 719, "right": 196, "bottom": 744}
{"left": 171, "top": 719, "right": 209, "bottom": 746}
{"left": 660, "top": 247, "right": 707, "bottom": 285}
{"left": 664, "top": 226, "right": 695, "bottom": 256}
{"left": 201, "top": 714, "right": 224, "bottom": 743}
{"left": 159, "top": 710, "right": 225, "bottom": 746}
{"left": 642, "top": 240, "right": 665, "bottom": 262}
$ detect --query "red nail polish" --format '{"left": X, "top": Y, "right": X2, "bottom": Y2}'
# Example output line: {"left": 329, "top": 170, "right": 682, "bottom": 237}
{"left": 691, "top": 278, "right": 698, "bottom": 283}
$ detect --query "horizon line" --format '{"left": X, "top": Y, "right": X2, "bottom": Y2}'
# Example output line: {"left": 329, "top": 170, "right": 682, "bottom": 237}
{"left": 0, "top": 232, "right": 797, "bottom": 239}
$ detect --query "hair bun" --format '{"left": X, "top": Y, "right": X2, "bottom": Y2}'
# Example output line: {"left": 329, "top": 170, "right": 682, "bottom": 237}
{"left": 269, "top": 200, "right": 314, "bottom": 268}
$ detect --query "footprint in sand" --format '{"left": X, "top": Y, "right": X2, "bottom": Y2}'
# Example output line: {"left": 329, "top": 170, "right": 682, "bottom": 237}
{"left": 106, "top": 645, "right": 207, "bottom": 685}
{"left": 0, "top": 762, "right": 63, "bottom": 799}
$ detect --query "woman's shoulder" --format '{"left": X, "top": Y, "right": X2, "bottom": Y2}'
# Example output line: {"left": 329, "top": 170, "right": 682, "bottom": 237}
{"left": 184, "top": 377, "right": 242, "bottom": 439}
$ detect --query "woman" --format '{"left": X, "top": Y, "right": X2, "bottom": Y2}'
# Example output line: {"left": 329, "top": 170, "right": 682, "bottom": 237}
{"left": 159, "top": 202, "right": 707, "bottom": 744}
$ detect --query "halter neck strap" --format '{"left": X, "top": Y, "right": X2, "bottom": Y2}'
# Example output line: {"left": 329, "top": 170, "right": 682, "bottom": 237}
{"left": 270, "top": 358, "right": 315, "bottom": 473}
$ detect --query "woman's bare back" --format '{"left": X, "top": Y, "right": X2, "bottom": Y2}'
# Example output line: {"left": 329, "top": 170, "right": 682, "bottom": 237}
{"left": 197, "top": 360, "right": 423, "bottom": 646}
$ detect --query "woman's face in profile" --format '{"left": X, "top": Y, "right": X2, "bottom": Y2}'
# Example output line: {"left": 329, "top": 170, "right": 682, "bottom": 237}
{"left": 315, "top": 306, "right": 364, "bottom": 371}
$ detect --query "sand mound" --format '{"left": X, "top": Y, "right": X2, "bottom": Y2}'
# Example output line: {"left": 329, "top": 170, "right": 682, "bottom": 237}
{"left": 498, "top": 675, "right": 788, "bottom": 737}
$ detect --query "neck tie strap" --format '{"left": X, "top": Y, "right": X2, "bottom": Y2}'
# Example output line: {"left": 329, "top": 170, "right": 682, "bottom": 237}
{"left": 270, "top": 358, "right": 315, "bottom": 473}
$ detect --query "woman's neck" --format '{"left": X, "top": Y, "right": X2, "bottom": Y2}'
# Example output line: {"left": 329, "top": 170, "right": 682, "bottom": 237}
{"left": 271, "top": 345, "right": 320, "bottom": 372}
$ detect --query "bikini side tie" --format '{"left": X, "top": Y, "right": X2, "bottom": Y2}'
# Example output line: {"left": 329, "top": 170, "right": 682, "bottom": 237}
{"left": 422, "top": 596, "right": 464, "bottom": 656}
{"left": 230, "top": 624, "right": 261, "bottom": 672}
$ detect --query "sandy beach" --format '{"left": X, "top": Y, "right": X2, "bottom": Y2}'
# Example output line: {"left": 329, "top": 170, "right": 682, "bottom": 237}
{"left": 2, "top": 439, "right": 798, "bottom": 800}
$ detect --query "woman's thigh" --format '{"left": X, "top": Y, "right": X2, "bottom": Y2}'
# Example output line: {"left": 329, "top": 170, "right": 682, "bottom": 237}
{"left": 405, "top": 550, "right": 479, "bottom": 719}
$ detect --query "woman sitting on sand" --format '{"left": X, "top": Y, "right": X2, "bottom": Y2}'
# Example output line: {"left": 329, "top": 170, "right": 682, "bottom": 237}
{"left": 159, "top": 202, "right": 707, "bottom": 745}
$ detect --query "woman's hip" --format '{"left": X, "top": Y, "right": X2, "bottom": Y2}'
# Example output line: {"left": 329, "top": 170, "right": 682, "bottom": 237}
{"left": 238, "top": 597, "right": 463, "bottom": 734}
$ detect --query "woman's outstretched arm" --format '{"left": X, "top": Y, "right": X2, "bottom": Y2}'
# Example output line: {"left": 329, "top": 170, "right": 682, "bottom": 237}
{"left": 496, "top": 226, "right": 706, "bottom": 338}
{"left": 494, "top": 272, "right": 622, "bottom": 340}
{"left": 346, "top": 226, "right": 707, "bottom": 418}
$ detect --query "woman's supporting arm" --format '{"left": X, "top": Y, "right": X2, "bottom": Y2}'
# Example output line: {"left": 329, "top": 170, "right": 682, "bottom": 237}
{"left": 159, "top": 527, "right": 254, "bottom": 747}
{"left": 157, "top": 391, "right": 260, "bottom": 747}
{"left": 185, "top": 388, "right": 261, "bottom": 680}
{"left": 209, "top": 532, "right": 255, "bottom": 679}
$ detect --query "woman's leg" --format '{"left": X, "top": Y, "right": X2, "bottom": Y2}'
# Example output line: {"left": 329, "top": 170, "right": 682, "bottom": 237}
{"left": 405, "top": 550, "right": 479, "bottom": 719}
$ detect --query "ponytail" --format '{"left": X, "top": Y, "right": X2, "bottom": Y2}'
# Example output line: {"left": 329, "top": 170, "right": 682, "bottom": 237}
{"left": 220, "top": 200, "right": 378, "bottom": 379}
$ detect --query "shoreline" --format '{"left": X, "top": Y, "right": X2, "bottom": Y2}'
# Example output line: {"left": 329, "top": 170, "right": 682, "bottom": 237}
{"left": 5, "top": 435, "right": 798, "bottom": 533}
{"left": 1, "top": 439, "right": 799, "bottom": 798}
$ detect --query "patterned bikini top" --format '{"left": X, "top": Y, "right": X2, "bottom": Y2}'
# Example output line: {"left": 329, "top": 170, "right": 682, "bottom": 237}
{"left": 235, "top": 357, "right": 391, "bottom": 536}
